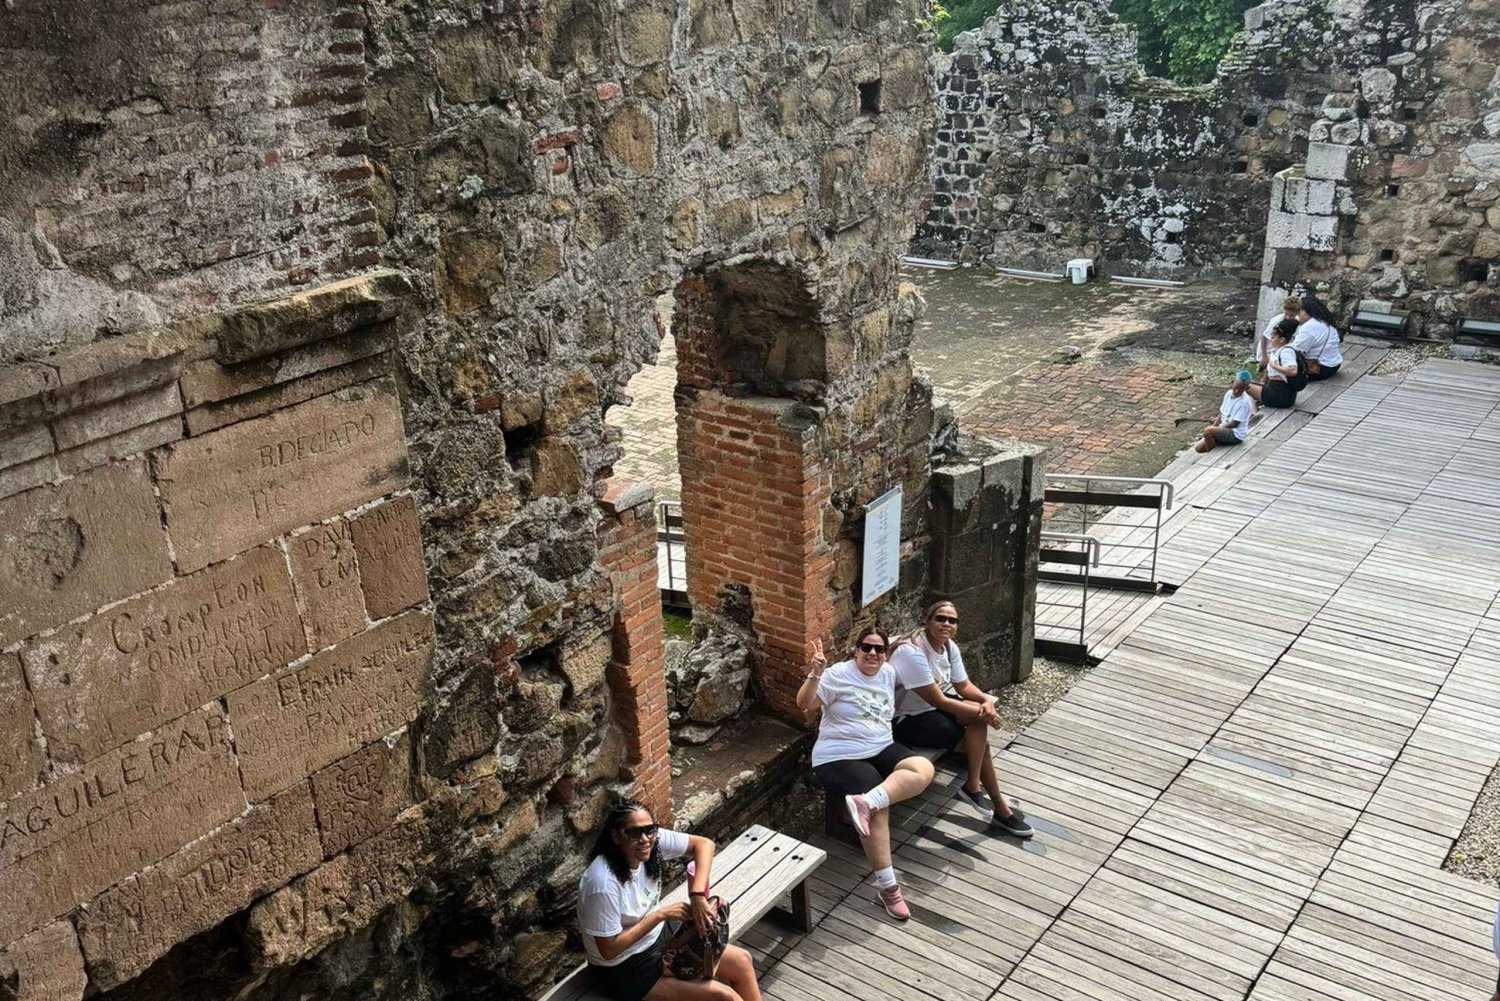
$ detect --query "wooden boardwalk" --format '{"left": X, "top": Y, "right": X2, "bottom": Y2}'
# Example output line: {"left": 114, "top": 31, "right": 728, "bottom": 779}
{"left": 745, "top": 356, "right": 1500, "bottom": 1001}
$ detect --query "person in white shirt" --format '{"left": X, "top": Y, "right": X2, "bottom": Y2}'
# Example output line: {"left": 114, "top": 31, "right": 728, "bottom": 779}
{"left": 1195, "top": 371, "right": 1254, "bottom": 453}
{"left": 1293, "top": 295, "right": 1343, "bottom": 380}
{"left": 890, "top": 600, "right": 1033, "bottom": 838}
{"left": 796, "top": 629, "right": 935, "bottom": 921}
{"left": 577, "top": 799, "right": 762, "bottom": 1001}
{"left": 1247, "top": 319, "right": 1300, "bottom": 410}
{"left": 1254, "top": 296, "right": 1301, "bottom": 375}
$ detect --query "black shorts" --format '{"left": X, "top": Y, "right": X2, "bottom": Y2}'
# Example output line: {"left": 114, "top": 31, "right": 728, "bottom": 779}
{"left": 1307, "top": 363, "right": 1340, "bottom": 382}
{"left": 813, "top": 742, "right": 918, "bottom": 798}
{"left": 1261, "top": 379, "right": 1296, "bottom": 408}
{"left": 893, "top": 710, "right": 965, "bottom": 751}
{"left": 587, "top": 926, "right": 675, "bottom": 1001}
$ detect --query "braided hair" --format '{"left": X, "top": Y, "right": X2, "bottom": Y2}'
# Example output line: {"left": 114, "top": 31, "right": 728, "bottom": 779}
{"left": 589, "top": 798, "right": 662, "bottom": 885}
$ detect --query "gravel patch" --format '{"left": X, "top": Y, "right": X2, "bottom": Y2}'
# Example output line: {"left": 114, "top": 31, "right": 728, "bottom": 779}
{"left": 991, "top": 655, "right": 1093, "bottom": 735}
{"left": 1446, "top": 761, "right": 1500, "bottom": 886}
{"left": 1369, "top": 341, "right": 1448, "bottom": 377}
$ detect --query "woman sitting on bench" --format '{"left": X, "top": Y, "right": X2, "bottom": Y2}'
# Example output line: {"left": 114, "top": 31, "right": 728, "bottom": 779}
{"left": 891, "top": 600, "right": 1034, "bottom": 838}
{"left": 577, "top": 799, "right": 762, "bottom": 1001}
{"left": 797, "top": 629, "right": 935, "bottom": 921}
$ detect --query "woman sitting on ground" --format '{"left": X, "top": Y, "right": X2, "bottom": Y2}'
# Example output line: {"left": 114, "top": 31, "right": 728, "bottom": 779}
{"left": 797, "top": 629, "right": 935, "bottom": 922}
{"left": 890, "top": 600, "right": 1034, "bottom": 838}
{"left": 577, "top": 799, "right": 761, "bottom": 1001}
{"left": 1293, "top": 295, "right": 1343, "bottom": 381}
{"left": 1247, "top": 318, "right": 1300, "bottom": 410}
{"left": 1254, "top": 296, "right": 1301, "bottom": 377}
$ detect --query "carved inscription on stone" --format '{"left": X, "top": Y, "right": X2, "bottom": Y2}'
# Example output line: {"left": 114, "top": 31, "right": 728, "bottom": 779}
{"left": 0, "top": 919, "right": 87, "bottom": 1001}
{"left": 310, "top": 730, "right": 414, "bottom": 857}
{"left": 287, "top": 518, "right": 366, "bottom": 652}
{"left": 0, "top": 459, "right": 172, "bottom": 648}
{"left": 78, "top": 783, "right": 322, "bottom": 988}
{"left": 247, "top": 810, "right": 426, "bottom": 966}
{"left": 350, "top": 495, "right": 429, "bottom": 619}
{"left": 0, "top": 654, "right": 43, "bottom": 802}
{"left": 0, "top": 708, "right": 245, "bottom": 944}
{"left": 23, "top": 546, "right": 305, "bottom": 764}
{"left": 154, "top": 380, "right": 410, "bottom": 572}
{"left": 229, "top": 611, "right": 433, "bottom": 802}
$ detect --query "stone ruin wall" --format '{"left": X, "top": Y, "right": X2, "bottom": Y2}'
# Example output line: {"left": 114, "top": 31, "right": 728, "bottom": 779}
{"left": 916, "top": 0, "right": 1500, "bottom": 335}
{"left": 0, "top": 2, "right": 1048, "bottom": 1000}
{"left": 1254, "top": 0, "right": 1500, "bottom": 337}
{"left": 913, "top": 0, "right": 1335, "bottom": 276}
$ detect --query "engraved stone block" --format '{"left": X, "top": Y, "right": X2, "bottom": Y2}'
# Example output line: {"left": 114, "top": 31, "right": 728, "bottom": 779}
{"left": 229, "top": 611, "right": 434, "bottom": 802}
{"left": 0, "top": 920, "right": 87, "bottom": 1001}
{"left": 0, "top": 708, "right": 245, "bottom": 944}
{"left": 78, "top": 783, "right": 322, "bottom": 988}
{"left": 0, "top": 459, "right": 172, "bottom": 648}
{"left": 288, "top": 518, "right": 367, "bottom": 651}
{"left": 310, "top": 730, "right": 414, "bottom": 857}
{"left": 247, "top": 809, "right": 427, "bottom": 966}
{"left": 154, "top": 379, "right": 410, "bottom": 573}
{"left": 0, "top": 654, "right": 43, "bottom": 802}
{"left": 351, "top": 495, "right": 429, "bottom": 619}
{"left": 23, "top": 545, "right": 305, "bottom": 765}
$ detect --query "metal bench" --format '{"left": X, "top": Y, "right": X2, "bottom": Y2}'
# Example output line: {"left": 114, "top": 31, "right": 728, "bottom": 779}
{"left": 541, "top": 825, "right": 826, "bottom": 1001}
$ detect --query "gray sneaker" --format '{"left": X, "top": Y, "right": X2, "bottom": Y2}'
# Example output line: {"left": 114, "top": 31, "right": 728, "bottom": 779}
{"left": 991, "top": 806, "right": 1035, "bottom": 839}
{"left": 956, "top": 786, "right": 990, "bottom": 820}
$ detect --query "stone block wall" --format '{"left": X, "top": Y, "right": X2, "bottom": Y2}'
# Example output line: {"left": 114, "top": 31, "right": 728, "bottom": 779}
{"left": 912, "top": 0, "right": 1334, "bottom": 275}
{"left": 1255, "top": 0, "right": 1500, "bottom": 335}
{"left": 928, "top": 441, "right": 1046, "bottom": 690}
{"left": 0, "top": 275, "right": 437, "bottom": 994}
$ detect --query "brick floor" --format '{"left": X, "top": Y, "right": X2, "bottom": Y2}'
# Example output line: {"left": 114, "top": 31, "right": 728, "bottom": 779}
{"left": 959, "top": 358, "right": 1222, "bottom": 478}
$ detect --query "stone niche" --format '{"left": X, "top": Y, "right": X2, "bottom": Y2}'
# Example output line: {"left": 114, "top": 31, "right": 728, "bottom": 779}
{"left": 0, "top": 274, "right": 438, "bottom": 996}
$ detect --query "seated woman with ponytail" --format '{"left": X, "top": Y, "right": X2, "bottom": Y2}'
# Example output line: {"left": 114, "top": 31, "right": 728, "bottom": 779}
{"left": 577, "top": 799, "right": 761, "bottom": 1001}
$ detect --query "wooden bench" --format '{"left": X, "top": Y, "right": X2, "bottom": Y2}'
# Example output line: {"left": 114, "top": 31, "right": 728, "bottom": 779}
{"left": 541, "top": 825, "right": 826, "bottom": 1001}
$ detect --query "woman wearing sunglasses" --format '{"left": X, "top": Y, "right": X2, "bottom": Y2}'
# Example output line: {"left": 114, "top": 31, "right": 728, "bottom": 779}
{"left": 891, "top": 600, "right": 1033, "bottom": 838}
{"left": 796, "top": 628, "right": 935, "bottom": 921}
{"left": 577, "top": 799, "right": 762, "bottom": 1001}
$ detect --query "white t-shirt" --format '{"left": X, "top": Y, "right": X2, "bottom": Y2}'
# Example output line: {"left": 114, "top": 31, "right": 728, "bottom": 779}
{"left": 1219, "top": 390, "right": 1253, "bottom": 440}
{"left": 1268, "top": 344, "right": 1298, "bottom": 382}
{"left": 1293, "top": 318, "right": 1343, "bottom": 367}
{"left": 578, "top": 828, "right": 691, "bottom": 966}
{"left": 1256, "top": 316, "right": 1284, "bottom": 360}
{"left": 810, "top": 659, "right": 895, "bottom": 768}
{"left": 890, "top": 635, "right": 969, "bottom": 718}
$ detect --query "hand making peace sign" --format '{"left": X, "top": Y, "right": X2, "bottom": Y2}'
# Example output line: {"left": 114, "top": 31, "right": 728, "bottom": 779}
{"left": 808, "top": 636, "right": 827, "bottom": 677}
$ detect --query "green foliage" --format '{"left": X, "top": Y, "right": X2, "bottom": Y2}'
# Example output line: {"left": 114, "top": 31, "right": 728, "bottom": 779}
{"left": 932, "top": 0, "right": 1254, "bottom": 83}
{"left": 917, "top": 0, "right": 951, "bottom": 35}
{"left": 1111, "top": 0, "right": 1257, "bottom": 84}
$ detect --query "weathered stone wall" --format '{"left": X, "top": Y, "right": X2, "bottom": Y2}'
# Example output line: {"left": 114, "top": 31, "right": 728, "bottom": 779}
{"left": 0, "top": 2, "right": 958, "bottom": 1000}
{"left": 913, "top": 0, "right": 1338, "bottom": 275}
{"left": 1255, "top": 0, "right": 1500, "bottom": 336}
{"left": 0, "top": 1, "right": 379, "bottom": 361}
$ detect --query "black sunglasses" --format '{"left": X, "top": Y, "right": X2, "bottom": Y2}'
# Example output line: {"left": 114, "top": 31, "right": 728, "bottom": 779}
{"left": 932, "top": 614, "right": 958, "bottom": 625}
{"left": 857, "top": 642, "right": 886, "bottom": 654}
{"left": 622, "top": 823, "right": 658, "bottom": 840}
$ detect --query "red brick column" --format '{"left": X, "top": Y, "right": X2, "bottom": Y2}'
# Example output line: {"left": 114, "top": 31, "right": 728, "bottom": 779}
{"left": 597, "top": 480, "right": 672, "bottom": 822}
{"left": 676, "top": 392, "right": 835, "bottom": 719}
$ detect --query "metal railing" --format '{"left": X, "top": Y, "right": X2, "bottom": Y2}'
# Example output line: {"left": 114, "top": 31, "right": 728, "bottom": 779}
{"left": 657, "top": 499, "right": 689, "bottom": 609}
{"left": 1042, "top": 473, "right": 1174, "bottom": 591}
{"left": 1034, "top": 531, "right": 1100, "bottom": 663}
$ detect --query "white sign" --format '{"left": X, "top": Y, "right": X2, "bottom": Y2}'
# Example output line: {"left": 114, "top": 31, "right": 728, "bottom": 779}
{"left": 861, "top": 485, "right": 903, "bottom": 607}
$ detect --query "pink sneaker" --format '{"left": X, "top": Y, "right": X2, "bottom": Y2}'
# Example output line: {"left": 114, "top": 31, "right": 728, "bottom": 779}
{"left": 844, "top": 794, "right": 872, "bottom": 837}
{"left": 876, "top": 883, "right": 910, "bottom": 921}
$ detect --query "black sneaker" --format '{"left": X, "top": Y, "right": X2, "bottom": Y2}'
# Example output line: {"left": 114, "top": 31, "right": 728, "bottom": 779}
{"left": 991, "top": 807, "right": 1035, "bottom": 839}
{"left": 956, "top": 786, "right": 990, "bottom": 820}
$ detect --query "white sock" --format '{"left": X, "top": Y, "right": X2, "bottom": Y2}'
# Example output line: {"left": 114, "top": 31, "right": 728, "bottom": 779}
{"left": 863, "top": 785, "right": 891, "bottom": 811}
{"left": 873, "top": 866, "right": 897, "bottom": 888}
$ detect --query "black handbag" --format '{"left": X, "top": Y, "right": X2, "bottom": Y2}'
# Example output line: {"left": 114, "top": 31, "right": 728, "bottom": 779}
{"left": 660, "top": 896, "right": 730, "bottom": 980}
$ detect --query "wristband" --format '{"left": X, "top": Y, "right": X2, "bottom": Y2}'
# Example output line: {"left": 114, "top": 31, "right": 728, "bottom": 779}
{"left": 689, "top": 891, "right": 706, "bottom": 898}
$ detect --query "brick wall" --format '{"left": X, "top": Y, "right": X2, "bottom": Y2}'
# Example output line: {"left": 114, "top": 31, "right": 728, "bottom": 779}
{"left": 676, "top": 392, "right": 835, "bottom": 717}
{"left": 597, "top": 481, "right": 672, "bottom": 823}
